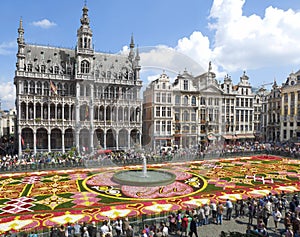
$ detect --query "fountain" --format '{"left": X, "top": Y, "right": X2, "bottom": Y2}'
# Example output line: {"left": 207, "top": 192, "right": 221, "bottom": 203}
{"left": 112, "top": 154, "right": 176, "bottom": 187}
{"left": 142, "top": 154, "right": 148, "bottom": 177}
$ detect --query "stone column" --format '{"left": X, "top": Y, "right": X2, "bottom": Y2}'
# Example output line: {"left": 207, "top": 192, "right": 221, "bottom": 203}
{"left": 127, "top": 131, "right": 131, "bottom": 150}
{"left": 62, "top": 131, "right": 65, "bottom": 154}
{"left": 75, "top": 130, "right": 80, "bottom": 153}
{"left": 90, "top": 85, "right": 94, "bottom": 152}
{"left": 48, "top": 103, "right": 51, "bottom": 122}
{"left": 139, "top": 131, "right": 142, "bottom": 148}
{"left": 33, "top": 102, "right": 36, "bottom": 120}
{"left": 26, "top": 102, "right": 28, "bottom": 120}
{"left": 116, "top": 132, "right": 119, "bottom": 150}
{"left": 33, "top": 130, "right": 37, "bottom": 155}
{"left": 62, "top": 103, "right": 65, "bottom": 121}
{"left": 18, "top": 132, "right": 22, "bottom": 157}
{"left": 55, "top": 104, "right": 57, "bottom": 120}
{"left": 103, "top": 131, "right": 107, "bottom": 149}
{"left": 48, "top": 132, "right": 51, "bottom": 152}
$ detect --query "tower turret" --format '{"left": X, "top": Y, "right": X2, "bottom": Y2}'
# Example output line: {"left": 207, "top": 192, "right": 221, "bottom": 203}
{"left": 77, "top": 4, "right": 93, "bottom": 52}
{"left": 76, "top": 3, "right": 94, "bottom": 76}
{"left": 128, "top": 34, "right": 135, "bottom": 62}
{"left": 16, "top": 18, "right": 25, "bottom": 71}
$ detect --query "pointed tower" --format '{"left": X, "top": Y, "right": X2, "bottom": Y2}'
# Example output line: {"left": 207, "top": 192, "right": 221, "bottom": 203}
{"left": 76, "top": 3, "right": 94, "bottom": 75}
{"left": 133, "top": 46, "right": 141, "bottom": 81}
{"left": 16, "top": 18, "right": 25, "bottom": 71}
{"left": 128, "top": 34, "right": 135, "bottom": 62}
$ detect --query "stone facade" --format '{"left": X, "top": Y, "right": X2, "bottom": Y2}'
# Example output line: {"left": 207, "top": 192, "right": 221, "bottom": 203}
{"left": 143, "top": 64, "right": 260, "bottom": 151}
{"left": 14, "top": 4, "right": 143, "bottom": 155}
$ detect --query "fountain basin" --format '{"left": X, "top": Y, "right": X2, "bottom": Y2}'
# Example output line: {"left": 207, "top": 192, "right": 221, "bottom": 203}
{"left": 112, "top": 169, "right": 176, "bottom": 187}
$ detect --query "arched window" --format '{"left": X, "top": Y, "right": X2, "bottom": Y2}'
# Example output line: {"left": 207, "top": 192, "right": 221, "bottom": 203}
{"left": 191, "top": 96, "right": 196, "bottom": 106}
{"left": 200, "top": 97, "right": 206, "bottom": 105}
{"left": 86, "top": 85, "right": 91, "bottom": 96}
{"left": 183, "top": 110, "right": 189, "bottom": 121}
{"left": 57, "top": 83, "right": 62, "bottom": 96}
{"left": 37, "top": 81, "right": 42, "bottom": 95}
{"left": 175, "top": 95, "right": 180, "bottom": 105}
{"left": 183, "top": 96, "right": 188, "bottom": 105}
{"left": 70, "top": 84, "right": 76, "bottom": 96}
{"left": 24, "top": 81, "right": 28, "bottom": 94}
{"left": 43, "top": 82, "right": 49, "bottom": 96}
{"left": 64, "top": 83, "right": 69, "bottom": 96}
{"left": 29, "top": 81, "right": 35, "bottom": 94}
{"left": 81, "top": 60, "right": 90, "bottom": 74}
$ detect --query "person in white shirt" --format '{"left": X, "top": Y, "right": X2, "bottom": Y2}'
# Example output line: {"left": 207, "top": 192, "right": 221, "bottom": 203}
{"left": 211, "top": 201, "right": 217, "bottom": 224}
{"left": 226, "top": 199, "right": 233, "bottom": 220}
{"left": 161, "top": 223, "right": 169, "bottom": 237}
{"left": 272, "top": 208, "right": 282, "bottom": 229}
{"left": 100, "top": 220, "right": 111, "bottom": 237}
{"left": 203, "top": 203, "right": 211, "bottom": 225}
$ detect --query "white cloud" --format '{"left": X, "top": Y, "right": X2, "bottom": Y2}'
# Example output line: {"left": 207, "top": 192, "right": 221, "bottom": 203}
{"left": 0, "top": 81, "right": 16, "bottom": 110}
{"left": 139, "top": 45, "right": 205, "bottom": 76}
{"left": 32, "top": 19, "right": 56, "bottom": 29}
{"left": 118, "top": 0, "right": 300, "bottom": 82}
{"left": 0, "top": 41, "right": 16, "bottom": 55}
{"left": 209, "top": 0, "right": 300, "bottom": 71}
{"left": 176, "top": 31, "right": 212, "bottom": 71}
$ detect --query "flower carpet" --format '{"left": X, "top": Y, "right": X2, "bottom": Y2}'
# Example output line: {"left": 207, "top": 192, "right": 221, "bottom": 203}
{"left": 0, "top": 155, "right": 300, "bottom": 233}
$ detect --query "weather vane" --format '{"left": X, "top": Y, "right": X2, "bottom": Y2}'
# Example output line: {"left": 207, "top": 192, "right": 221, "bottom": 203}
{"left": 84, "top": 0, "right": 87, "bottom": 6}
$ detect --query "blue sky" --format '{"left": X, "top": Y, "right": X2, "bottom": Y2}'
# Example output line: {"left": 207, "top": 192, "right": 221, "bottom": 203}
{"left": 0, "top": 0, "right": 300, "bottom": 109}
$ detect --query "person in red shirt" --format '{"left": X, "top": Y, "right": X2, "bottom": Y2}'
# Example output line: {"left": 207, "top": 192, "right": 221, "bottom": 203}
{"left": 180, "top": 214, "right": 189, "bottom": 237}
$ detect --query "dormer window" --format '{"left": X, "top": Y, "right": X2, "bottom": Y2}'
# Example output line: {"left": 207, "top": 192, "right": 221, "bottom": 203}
{"left": 67, "top": 67, "right": 72, "bottom": 75}
{"left": 81, "top": 60, "right": 90, "bottom": 74}
{"left": 54, "top": 66, "right": 59, "bottom": 74}
{"left": 27, "top": 64, "right": 32, "bottom": 72}
{"left": 183, "top": 80, "right": 188, "bottom": 90}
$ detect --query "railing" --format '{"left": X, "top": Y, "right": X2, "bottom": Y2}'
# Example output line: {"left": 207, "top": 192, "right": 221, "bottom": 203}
{"left": 2, "top": 149, "right": 299, "bottom": 174}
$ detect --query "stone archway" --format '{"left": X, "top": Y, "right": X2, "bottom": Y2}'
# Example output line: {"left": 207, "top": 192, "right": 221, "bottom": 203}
{"left": 118, "top": 129, "right": 128, "bottom": 150}
{"left": 51, "top": 128, "right": 62, "bottom": 150}
{"left": 80, "top": 128, "right": 90, "bottom": 153}
{"left": 65, "top": 128, "right": 74, "bottom": 149}
{"left": 94, "top": 129, "right": 104, "bottom": 149}
{"left": 21, "top": 128, "right": 33, "bottom": 149}
{"left": 36, "top": 128, "right": 48, "bottom": 149}
{"left": 130, "top": 129, "right": 140, "bottom": 148}
{"left": 106, "top": 129, "right": 116, "bottom": 149}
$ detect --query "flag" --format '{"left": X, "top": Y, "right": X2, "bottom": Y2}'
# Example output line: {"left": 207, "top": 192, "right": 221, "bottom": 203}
{"left": 50, "top": 80, "right": 58, "bottom": 95}
{"left": 21, "top": 136, "right": 24, "bottom": 146}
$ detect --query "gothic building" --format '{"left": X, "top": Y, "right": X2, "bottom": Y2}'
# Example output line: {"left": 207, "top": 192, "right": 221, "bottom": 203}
{"left": 14, "top": 4, "right": 143, "bottom": 155}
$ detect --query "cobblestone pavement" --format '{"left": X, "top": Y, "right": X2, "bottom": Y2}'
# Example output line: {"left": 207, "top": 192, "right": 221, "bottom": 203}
{"left": 180, "top": 216, "right": 286, "bottom": 237}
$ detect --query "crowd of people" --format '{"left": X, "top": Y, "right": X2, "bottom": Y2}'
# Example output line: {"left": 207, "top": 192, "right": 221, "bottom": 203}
{"left": 42, "top": 191, "right": 300, "bottom": 237}
{"left": 0, "top": 140, "right": 300, "bottom": 172}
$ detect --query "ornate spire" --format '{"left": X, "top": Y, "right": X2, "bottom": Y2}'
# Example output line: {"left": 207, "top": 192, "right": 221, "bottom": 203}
{"left": 135, "top": 46, "right": 140, "bottom": 61}
{"left": 80, "top": 4, "right": 90, "bottom": 26}
{"left": 17, "top": 17, "right": 24, "bottom": 44}
{"left": 208, "top": 61, "right": 212, "bottom": 72}
{"left": 129, "top": 34, "right": 135, "bottom": 62}
{"left": 77, "top": 2, "right": 93, "bottom": 51}
{"left": 130, "top": 34, "right": 135, "bottom": 49}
